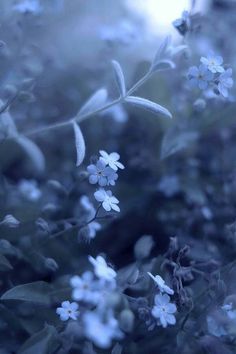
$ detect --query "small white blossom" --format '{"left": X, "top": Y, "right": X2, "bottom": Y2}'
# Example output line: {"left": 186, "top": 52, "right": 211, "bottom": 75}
{"left": 87, "top": 159, "right": 117, "bottom": 187}
{"left": 218, "top": 68, "right": 233, "bottom": 98}
{"left": 207, "top": 315, "right": 227, "bottom": 337}
{"left": 18, "top": 179, "right": 41, "bottom": 202}
{"left": 80, "top": 195, "right": 96, "bottom": 215}
{"left": 148, "top": 272, "right": 174, "bottom": 295}
{"left": 200, "top": 54, "right": 224, "bottom": 73}
{"left": 88, "top": 255, "right": 116, "bottom": 282}
{"left": 222, "top": 303, "right": 236, "bottom": 320}
{"left": 87, "top": 221, "right": 102, "bottom": 239}
{"left": 99, "top": 151, "right": 124, "bottom": 171}
{"left": 83, "top": 310, "right": 123, "bottom": 349}
{"left": 1, "top": 215, "right": 20, "bottom": 228}
{"left": 56, "top": 301, "right": 79, "bottom": 321}
{"left": 151, "top": 294, "right": 177, "bottom": 328}
{"left": 13, "top": 0, "right": 42, "bottom": 14}
{"left": 70, "top": 271, "right": 100, "bottom": 304}
{"left": 94, "top": 189, "right": 120, "bottom": 212}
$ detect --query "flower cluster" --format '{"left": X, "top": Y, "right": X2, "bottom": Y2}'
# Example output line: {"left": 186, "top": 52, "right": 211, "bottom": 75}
{"left": 56, "top": 255, "right": 124, "bottom": 348}
{"left": 188, "top": 53, "right": 233, "bottom": 98}
{"left": 147, "top": 272, "right": 177, "bottom": 328}
{"left": 87, "top": 150, "right": 124, "bottom": 213}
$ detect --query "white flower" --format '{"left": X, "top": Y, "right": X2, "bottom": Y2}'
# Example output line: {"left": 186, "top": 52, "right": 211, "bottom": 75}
{"left": 218, "top": 68, "right": 233, "bottom": 98}
{"left": 88, "top": 255, "right": 116, "bottom": 282}
{"left": 151, "top": 294, "right": 177, "bottom": 328}
{"left": 1, "top": 215, "right": 20, "bottom": 228}
{"left": 87, "top": 159, "right": 117, "bottom": 187}
{"left": 94, "top": 189, "right": 120, "bottom": 212}
{"left": 200, "top": 54, "right": 224, "bottom": 73}
{"left": 18, "top": 179, "right": 41, "bottom": 201}
{"left": 207, "top": 315, "right": 227, "bottom": 337}
{"left": 99, "top": 151, "right": 124, "bottom": 171}
{"left": 83, "top": 310, "right": 123, "bottom": 349}
{"left": 80, "top": 195, "right": 95, "bottom": 215}
{"left": 87, "top": 221, "right": 102, "bottom": 239}
{"left": 13, "top": 0, "right": 42, "bottom": 14}
{"left": 222, "top": 303, "right": 236, "bottom": 320}
{"left": 56, "top": 301, "right": 79, "bottom": 321}
{"left": 70, "top": 271, "right": 100, "bottom": 304}
{"left": 148, "top": 272, "right": 174, "bottom": 295}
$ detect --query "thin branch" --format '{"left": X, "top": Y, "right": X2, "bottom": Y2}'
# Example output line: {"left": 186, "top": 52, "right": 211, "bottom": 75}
{"left": 23, "top": 71, "right": 152, "bottom": 138}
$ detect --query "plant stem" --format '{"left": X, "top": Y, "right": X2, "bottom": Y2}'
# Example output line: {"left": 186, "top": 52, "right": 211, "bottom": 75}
{"left": 24, "top": 71, "right": 152, "bottom": 137}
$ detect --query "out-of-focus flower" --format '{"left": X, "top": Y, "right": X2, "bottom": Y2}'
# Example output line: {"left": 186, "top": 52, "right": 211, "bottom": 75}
{"left": 173, "top": 11, "right": 190, "bottom": 36}
{"left": 87, "top": 221, "right": 102, "bottom": 239}
{"left": 87, "top": 160, "right": 117, "bottom": 187}
{"left": 94, "top": 189, "right": 120, "bottom": 212}
{"left": 193, "top": 98, "right": 207, "bottom": 112}
{"left": 56, "top": 301, "right": 79, "bottom": 321}
{"left": 200, "top": 54, "right": 224, "bottom": 73}
{"left": 158, "top": 175, "right": 180, "bottom": 197}
{"left": 218, "top": 69, "right": 233, "bottom": 98}
{"left": 83, "top": 310, "right": 123, "bottom": 348}
{"left": 100, "top": 21, "right": 138, "bottom": 46}
{"left": 151, "top": 294, "right": 177, "bottom": 328}
{"left": 70, "top": 271, "right": 100, "bottom": 304}
{"left": 222, "top": 303, "right": 236, "bottom": 320}
{"left": 13, "top": 0, "right": 42, "bottom": 14}
{"left": 188, "top": 65, "right": 214, "bottom": 90}
{"left": 147, "top": 272, "right": 174, "bottom": 295}
{"left": 207, "top": 315, "right": 227, "bottom": 337}
{"left": 80, "top": 195, "right": 95, "bottom": 215}
{"left": 99, "top": 151, "right": 124, "bottom": 171}
{"left": 1, "top": 214, "right": 20, "bottom": 228}
{"left": 18, "top": 179, "right": 41, "bottom": 201}
{"left": 88, "top": 255, "right": 116, "bottom": 282}
{"left": 106, "top": 168, "right": 118, "bottom": 186}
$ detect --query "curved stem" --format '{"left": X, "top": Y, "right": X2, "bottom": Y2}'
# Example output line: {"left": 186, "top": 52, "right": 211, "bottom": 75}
{"left": 23, "top": 71, "right": 152, "bottom": 137}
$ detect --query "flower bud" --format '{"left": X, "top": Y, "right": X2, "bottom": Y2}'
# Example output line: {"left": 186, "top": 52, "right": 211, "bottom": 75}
{"left": 1, "top": 214, "right": 20, "bottom": 228}
{"left": 0, "top": 239, "right": 11, "bottom": 249}
{"left": 193, "top": 98, "right": 206, "bottom": 112}
{"left": 134, "top": 235, "right": 154, "bottom": 260}
{"left": 45, "top": 258, "right": 59, "bottom": 272}
{"left": 119, "top": 309, "right": 135, "bottom": 333}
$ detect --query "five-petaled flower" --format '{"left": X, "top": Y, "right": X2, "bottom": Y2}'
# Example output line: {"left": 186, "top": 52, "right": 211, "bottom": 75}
{"left": 70, "top": 271, "right": 100, "bottom": 304}
{"left": 88, "top": 255, "right": 117, "bottom": 282}
{"left": 151, "top": 294, "right": 177, "bottom": 328}
{"left": 218, "top": 68, "right": 233, "bottom": 98}
{"left": 87, "top": 159, "right": 117, "bottom": 187}
{"left": 83, "top": 310, "right": 123, "bottom": 348}
{"left": 99, "top": 150, "right": 125, "bottom": 171}
{"left": 56, "top": 301, "right": 79, "bottom": 321}
{"left": 200, "top": 54, "right": 224, "bottom": 73}
{"left": 188, "top": 65, "right": 213, "bottom": 90}
{"left": 94, "top": 189, "right": 120, "bottom": 212}
{"left": 147, "top": 272, "right": 174, "bottom": 295}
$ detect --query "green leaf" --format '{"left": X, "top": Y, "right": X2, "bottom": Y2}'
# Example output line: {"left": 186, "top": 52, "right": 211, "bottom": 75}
{"left": 152, "top": 35, "right": 171, "bottom": 67}
{"left": 72, "top": 121, "right": 86, "bottom": 166}
{"left": 151, "top": 59, "right": 176, "bottom": 73}
{"left": 18, "top": 324, "right": 60, "bottom": 354}
{"left": 78, "top": 88, "right": 108, "bottom": 118}
{"left": 161, "top": 128, "right": 199, "bottom": 159}
{"left": 15, "top": 135, "right": 45, "bottom": 173}
{"left": 0, "top": 253, "right": 13, "bottom": 271}
{"left": 111, "top": 60, "right": 126, "bottom": 97}
{"left": 1, "top": 281, "right": 52, "bottom": 305}
{"left": 125, "top": 96, "right": 172, "bottom": 119}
